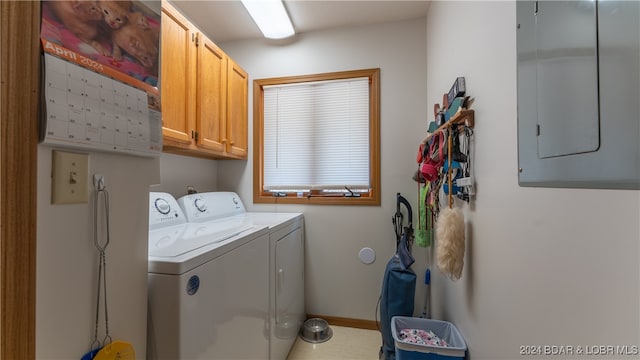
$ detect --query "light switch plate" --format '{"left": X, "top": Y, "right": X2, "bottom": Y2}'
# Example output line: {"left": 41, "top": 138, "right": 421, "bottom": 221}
{"left": 52, "top": 150, "right": 89, "bottom": 204}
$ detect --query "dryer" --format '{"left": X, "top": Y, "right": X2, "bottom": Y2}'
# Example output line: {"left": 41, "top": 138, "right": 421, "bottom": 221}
{"left": 243, "top": 211, "right": 305, "bottom": 360}
{"left": 147, "top": 192, "right": 270, "bottom": 360}
{"left": 178, "top": 192, "right": 305, "bottom": 360}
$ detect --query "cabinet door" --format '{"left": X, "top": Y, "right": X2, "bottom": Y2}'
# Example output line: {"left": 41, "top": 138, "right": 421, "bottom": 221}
{"left": 160, "top": 1, "right": 196, "bottom": 144}
{"left": 226, "top": 58, "right": 248, "bottom": 158}
{"left": 195, "top": 33, "right": 227, "bottom": 152}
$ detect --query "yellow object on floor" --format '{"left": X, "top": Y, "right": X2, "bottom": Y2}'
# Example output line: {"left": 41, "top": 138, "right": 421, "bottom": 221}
{"left": 287, "top": 325, "right": 380, "bottom": 360}
{"left": 94, "top": 341, "right": 135, "bottom": 360}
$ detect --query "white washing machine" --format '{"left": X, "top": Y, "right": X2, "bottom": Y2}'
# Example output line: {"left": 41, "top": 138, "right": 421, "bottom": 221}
{"left": 147, "top": 192, "right": 270, "bottom": 360}
{"left": 178, "top": 192, "right": 305, "bottom": 360}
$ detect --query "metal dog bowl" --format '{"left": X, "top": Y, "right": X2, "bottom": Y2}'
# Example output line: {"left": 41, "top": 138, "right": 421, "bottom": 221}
{"left": 299, "top": 318, "right": 333, "bottom": 343}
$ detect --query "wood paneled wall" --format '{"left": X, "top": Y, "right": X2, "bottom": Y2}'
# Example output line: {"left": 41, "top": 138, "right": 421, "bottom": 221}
{"left": 0, "top": 1, "right": 39, "bottom": 358}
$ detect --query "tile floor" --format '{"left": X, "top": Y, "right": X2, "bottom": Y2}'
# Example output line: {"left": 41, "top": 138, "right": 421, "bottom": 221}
{"left": 287, "top": 325, "right": 381, "bottom": 360}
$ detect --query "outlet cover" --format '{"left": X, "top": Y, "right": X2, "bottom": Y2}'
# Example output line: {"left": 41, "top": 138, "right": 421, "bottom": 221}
{"left": 52, "top": 150, "right": 89, "bottom": 204}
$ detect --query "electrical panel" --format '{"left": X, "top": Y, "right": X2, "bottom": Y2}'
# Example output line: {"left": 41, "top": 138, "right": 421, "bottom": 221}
{"left": 517, "top": 0, "right": 639, "bottom": 189}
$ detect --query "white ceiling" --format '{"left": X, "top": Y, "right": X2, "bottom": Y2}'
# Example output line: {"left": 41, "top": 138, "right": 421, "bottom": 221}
{"left": 169, "top": 0, "right": 431, "bottom": 43}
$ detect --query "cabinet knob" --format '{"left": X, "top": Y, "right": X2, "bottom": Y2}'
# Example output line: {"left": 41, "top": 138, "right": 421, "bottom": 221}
{"left": 221, "top": 139, "right": 228, "bottom": 144}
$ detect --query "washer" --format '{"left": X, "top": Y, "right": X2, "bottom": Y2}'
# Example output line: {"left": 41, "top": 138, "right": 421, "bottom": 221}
{"left": 178, "top": 192, "right": 305, "bottom": 360}
{"left": 147, "top": 192, "right": 270, "bottom": 360}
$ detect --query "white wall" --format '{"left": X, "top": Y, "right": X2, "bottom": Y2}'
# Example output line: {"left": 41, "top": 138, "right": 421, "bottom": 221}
{"left": 150, "top": 153, "right": 218, "bottom": 197}
{"left": 218, "top": 18, "right": 430, "bottom": 321}
{"left": 34, "top": 4, "right": 639, "bottom": 359}
{"left": 426, "top": 2, "right": 640, "bottom": 359}
{"left": 36, "top": 153, "right": 217, "bottom": 360}
{"left": 36, "top": 154, "right": 216, "bottom": 360}
{"left": 36, "top": 146, "right": 159, "bottom": 359}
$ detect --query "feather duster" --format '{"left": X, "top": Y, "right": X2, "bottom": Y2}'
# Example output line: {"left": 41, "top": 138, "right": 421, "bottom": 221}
{"left": 436, "top": 207, "right": 465, "bottom": 280}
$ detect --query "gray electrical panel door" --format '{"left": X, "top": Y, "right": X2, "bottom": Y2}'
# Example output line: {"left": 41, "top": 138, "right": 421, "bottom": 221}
{"left": 517, "top": 0, "right": 640, "bottom": 189}
{"left": 535, "top": 1, "right": 600, "bottom": 158}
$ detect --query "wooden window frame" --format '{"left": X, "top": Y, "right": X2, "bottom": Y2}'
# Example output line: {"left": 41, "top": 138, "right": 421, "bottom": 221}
{"left": 253, "top": 68, "right": 380, "bottom": 206}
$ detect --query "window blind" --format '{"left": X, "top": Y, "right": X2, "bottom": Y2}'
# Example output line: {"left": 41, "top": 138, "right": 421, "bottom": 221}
{"left": 263, "top": 77, "right": 370, "bottom": 191}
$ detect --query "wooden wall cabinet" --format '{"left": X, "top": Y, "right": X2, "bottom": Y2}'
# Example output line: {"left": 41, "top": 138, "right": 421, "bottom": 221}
{"left": 160, "top": 0, "right": 248, "bottom": 160}
{"left": 226, "top": 58, "right": 249, "bottom": 158}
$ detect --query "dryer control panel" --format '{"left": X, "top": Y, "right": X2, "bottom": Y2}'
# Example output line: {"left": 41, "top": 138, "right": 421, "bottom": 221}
{"left": 149, "top": 192, "right": 186, "bottom": 231}
{"left": 178, "top": 192, "right": 246, "bottom": 223}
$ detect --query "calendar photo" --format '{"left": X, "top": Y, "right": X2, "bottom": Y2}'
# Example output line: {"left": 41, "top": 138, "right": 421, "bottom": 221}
{"left": 40, "top": 0, "right": 160, "bottom": 92}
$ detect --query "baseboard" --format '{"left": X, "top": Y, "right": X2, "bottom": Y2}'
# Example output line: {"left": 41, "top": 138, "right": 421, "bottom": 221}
{"left": 306, "top": 314, "right": 379, "bottom": 331}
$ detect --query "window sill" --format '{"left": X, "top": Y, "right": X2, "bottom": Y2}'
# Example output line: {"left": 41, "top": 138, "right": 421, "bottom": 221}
{"left": 253, "top": 193, "right": 380, "bottom": 206}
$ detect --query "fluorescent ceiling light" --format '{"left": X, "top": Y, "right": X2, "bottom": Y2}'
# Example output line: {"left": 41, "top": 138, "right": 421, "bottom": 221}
{"left": 241, "top": 0, "right": 295, "bottom": 39}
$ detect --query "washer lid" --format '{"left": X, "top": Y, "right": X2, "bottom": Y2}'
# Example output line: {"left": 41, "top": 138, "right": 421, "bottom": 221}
{"left": 148, "top": 223, "right": 187, "bottom": 252}
{"left": 149, "top": 223, "right": 256, "bottom": 258}
{"left": 148, "top": 226, "right": 269, "bottom": 275}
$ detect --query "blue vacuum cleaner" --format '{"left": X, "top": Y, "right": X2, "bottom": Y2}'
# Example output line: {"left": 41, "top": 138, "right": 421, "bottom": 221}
{"left": 379, "top": 193, "right": 416, "bottom": 360}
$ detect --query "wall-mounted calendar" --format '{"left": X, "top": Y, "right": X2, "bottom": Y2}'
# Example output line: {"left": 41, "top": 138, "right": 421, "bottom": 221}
{"left": 39, "top": 1, "right": 162, "bottom": 157}
{"left": 42, "top": 53, "right": 162, "bottom": 156}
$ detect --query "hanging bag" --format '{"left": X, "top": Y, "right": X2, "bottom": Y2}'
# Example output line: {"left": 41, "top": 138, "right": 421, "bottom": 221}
{"left": 379, "top": 194, "right": 416, "bottom": 360}
{"left": 420, "top": 130, "right": 446, "bottom": 182}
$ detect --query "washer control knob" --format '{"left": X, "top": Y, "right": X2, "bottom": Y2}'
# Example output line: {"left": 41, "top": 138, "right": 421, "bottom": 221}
{"left": 154, "top": 198, "right": 171, "bottom": 215}
{"left": 194, "top": 198, "right": 207, "bottom": 212}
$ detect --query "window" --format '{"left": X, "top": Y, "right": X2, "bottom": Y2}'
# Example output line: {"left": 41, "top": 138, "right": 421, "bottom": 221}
{"left": 253, "top": 68, "right": 380, "bottom": 205}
